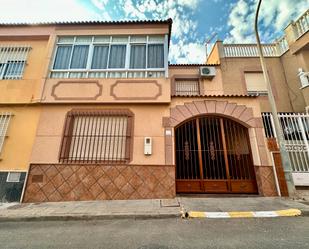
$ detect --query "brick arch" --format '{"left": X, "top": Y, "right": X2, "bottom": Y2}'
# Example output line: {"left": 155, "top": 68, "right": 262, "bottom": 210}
{"left": 167, "top": 100, "right": 258, "bottom": 128}
{"left": 162, "top": 99, "right": 279, "bottom": 197}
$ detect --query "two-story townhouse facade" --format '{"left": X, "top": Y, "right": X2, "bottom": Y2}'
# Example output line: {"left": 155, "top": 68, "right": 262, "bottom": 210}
{"left": 1, "top": 18, "right": 291, "bottom": 203}
{"left": 0, "top": 19, "right": 277, "bottom": 203}
{"left": 0, "top": 25, "right": 52, "bottom": 202}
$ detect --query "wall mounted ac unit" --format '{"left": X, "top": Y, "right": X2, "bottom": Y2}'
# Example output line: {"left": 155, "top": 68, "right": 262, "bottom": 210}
{"left": 200, "top": 66, "right": 216, "bottom": 77}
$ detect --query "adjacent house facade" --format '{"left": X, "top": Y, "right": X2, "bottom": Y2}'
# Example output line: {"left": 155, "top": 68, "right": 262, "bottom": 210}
{"left": 0, "top": 9, "right": 308, "bottom": 203}
{"left": 207, "top": 9, "right": 309, "bottom": 191}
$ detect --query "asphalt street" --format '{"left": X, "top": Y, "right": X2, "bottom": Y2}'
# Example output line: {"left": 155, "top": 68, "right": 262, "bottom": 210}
{"left": 0, "top": 217, "right": 309, "bottom": 249}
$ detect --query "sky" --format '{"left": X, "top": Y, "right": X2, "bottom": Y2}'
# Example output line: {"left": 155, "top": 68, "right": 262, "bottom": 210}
{"left": 0, "top": 0, "right": 308, "bottom": 63}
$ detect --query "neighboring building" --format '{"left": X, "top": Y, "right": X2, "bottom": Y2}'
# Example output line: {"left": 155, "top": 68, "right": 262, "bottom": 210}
{"left": 0, "top": 9, "right": 307, "bottom": 203}
{"left": 0, "top": 28, "right": 49, "bottom": 201}
{"left": 207, "top": 9, "right": 309, "bottom": 189}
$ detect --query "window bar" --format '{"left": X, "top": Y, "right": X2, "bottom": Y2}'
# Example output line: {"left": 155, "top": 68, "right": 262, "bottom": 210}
{"left": 118, "top": 116, "right": 123, "bottom": 163}
{"left": 80, "top": 112, "right": 89, "bottom": 163}
{"left": 94, "top": 115, "right": 102, "bottom": 163}
{"left": 9, "top": 46, "right": 19, "bottom": 80}
{"left": 100, "top": 115, "right": 108, "bottom": 162}
{"left": 114, "top": 116, "right": 120, "bottom": 163}
{"left": 5, "top": 46, "right": 14, "bottom": 80}
{"left": 64, "top": 112, "right": 75, "bottom": 163}
{"left": 20, "top": 47, "right": 29, "bottom": 79}
{"left": 0, "top": 112, "right": 12, "bottom": 154}
{"left": 69, "top": 115, "right": 83, "bottom": 162}
{"left": 69, "top": 114, "right": 83, "bottom": 162}
{"left": 0, "top": 46, "right": 8, "bottom": 79}
{"left": 89, "top": 114, "right": 98, "bottom": 163}
{"left": 88, "top": 112, "right": 95, "bottom": 163}
{"left": 102, "top": 116, "right": 109, "bottom": 162}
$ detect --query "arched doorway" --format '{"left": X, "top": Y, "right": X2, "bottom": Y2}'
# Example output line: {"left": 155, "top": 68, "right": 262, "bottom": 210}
{"left": 175, "top": 115, "right": 258, "bottom": 194}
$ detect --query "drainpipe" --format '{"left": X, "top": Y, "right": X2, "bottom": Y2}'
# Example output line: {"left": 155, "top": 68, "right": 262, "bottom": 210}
{"left": 254, "top": 0, "right": 296, "bottom": 196}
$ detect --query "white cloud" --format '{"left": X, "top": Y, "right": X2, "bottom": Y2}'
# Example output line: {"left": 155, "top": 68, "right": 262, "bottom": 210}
{"left": 91, "top": 0, "right": 108, "bottom": 10}
{"left": 111, "top": 0, "right": 203, "bottom": 62}
{"left": 170, "top": 40, "right": 205, "bottom": 64}
{"left": 0, "top": 0, "right": 101, "bottom": 23}
{"left": 225, "top": 0, "right": 309, "bottom": 43}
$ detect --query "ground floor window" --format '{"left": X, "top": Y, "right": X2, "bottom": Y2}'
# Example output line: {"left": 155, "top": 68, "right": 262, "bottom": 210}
{"left": 59, "top": 109, "right": 133, "bottom": 164}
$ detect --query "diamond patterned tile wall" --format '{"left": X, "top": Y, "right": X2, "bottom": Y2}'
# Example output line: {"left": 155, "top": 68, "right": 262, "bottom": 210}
{"left": 23, "top": 164, "right": 176, "bottom": 202}
{"left": 255, "top": 166, "right": 278, "bottom": 197}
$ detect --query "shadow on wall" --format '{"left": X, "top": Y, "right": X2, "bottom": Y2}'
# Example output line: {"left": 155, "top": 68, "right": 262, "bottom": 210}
{"left": 0, "top": 172, "right": 26, "bottom": 202}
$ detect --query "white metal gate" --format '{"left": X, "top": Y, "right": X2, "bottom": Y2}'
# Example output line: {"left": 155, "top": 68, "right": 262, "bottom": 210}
{"left": 262, "top": 113, "right": 309, "bottom": 185}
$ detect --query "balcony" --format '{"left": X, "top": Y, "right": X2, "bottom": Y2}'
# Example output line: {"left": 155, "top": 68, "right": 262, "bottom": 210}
{"left": 293, "top": 10, "right": 309, "bottom": 39}
{"left": 222, "top": 38, "right": 288, "bottom": 58}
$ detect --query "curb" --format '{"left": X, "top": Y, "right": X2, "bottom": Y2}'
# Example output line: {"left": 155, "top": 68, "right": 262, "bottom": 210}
{"left": 0, "top": 213, "right": 181, "bottom": 222}
{"left": 183, "top": 209, "right": 303, "bottom": 219}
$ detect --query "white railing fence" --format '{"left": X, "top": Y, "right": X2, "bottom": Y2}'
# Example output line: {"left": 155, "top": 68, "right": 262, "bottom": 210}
{"left": 275, "top": 36, "right": 289, "bottom": 54}
{"left": 294, "top": 10, "right": 309, "bottom": 39}
{"left": 223, "top": 44, "right": 278, "bottom": 57}
{"left": 262, "top": 113, "right": 309, "bottom": 174}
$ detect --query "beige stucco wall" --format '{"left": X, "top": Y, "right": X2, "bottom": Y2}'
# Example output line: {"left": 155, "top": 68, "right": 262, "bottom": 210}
{"left": 0, "top": 106, "right": 41, "bottom": 171}
{"left": 280, "top": 50, "right": 307, "bottom": 112}
{"left": 302, "top": 86, "right": 309, "bottom": 106}
{"left": 169, "top": 66, "right": 223, "bottom": 95}
{"left": 0, "top": 39, "right": 49, "bottom": 104}
{"left": 30, "top": 96, "right": 272, "bottom": 169}
{"left": 219, "top": 57, "right": 295, "bottom": 112}
{"left": 30, "top": 104, "right": 171, "bottom": 165}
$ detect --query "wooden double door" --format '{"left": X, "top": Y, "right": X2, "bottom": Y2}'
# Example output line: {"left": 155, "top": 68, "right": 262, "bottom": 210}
{"left": 175, "top": 116, "right": 258, "bottom": 194}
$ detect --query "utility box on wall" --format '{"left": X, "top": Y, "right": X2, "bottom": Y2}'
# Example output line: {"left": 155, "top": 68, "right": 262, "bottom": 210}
{"left": 144, "top": 137, "right": 152, "bottom": 155}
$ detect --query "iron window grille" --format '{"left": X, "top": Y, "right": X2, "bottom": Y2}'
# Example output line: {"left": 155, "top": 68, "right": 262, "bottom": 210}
{"left": 59, "top": 109, "right": 134, "bottom": 164}
{"left": 0, "top": 45, "right": 31, "bottom": 80}
{"left": 174, "top": 79, "right": 200, "bottom": 96}
{"left": 50, "top": 35, "right": 168, "bottom": 79}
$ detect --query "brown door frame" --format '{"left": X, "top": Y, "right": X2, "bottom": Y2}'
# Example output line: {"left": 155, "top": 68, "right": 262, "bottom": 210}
{"left": 175, "top": 115, "right": 258, "bottom": 194}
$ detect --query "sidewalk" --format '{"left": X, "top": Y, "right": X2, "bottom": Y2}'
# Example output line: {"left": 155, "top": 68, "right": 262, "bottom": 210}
{"left": 0, "top": 197, "right": 309, "bottom": 221}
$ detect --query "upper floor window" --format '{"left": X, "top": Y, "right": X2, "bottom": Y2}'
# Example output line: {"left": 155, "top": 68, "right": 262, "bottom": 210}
{"left": 174, "top": 79, "right": 200, "bottom": 96}
{"left": 50, "top": 35, "right": 167, "bottom": 79}
{"left": 244, "top": 72, "right": 268, "bottom": 96}
{"left": 0, "top": 46, "right": 31, "bottom": 80}
{"left": 0, "top": 112, "right": 12, "bottom": 155}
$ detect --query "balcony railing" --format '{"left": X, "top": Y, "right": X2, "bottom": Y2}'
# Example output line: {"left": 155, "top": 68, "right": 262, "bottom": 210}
{"left": 223, "top": 42, "right": 288, "bottom": 57}
{"left": 294, "top": 10, "right": 309, "bottom": 39}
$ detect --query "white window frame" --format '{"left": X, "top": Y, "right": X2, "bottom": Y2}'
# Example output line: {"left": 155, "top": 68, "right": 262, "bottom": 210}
{"left": 50, "top": 35, "right": 168, "bottom": 79}
{"left": 6, "top": 172, "right": 21, "bottom": 183}
{"left": 0, "top": 112, "right": 12, "bottom": 155}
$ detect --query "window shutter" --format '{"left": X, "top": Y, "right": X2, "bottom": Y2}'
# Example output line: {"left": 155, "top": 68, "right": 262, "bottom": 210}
{"left": 244, "top": 73, "right": 268, "bottom": 93}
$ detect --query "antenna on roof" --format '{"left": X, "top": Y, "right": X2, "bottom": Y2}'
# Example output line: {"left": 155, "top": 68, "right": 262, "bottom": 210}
{"left": 204, "top": 32, "right": 217, "bottom": 61}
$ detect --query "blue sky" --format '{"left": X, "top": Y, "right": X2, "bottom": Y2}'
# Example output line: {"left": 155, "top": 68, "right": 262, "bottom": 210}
{"left": 0, "top": 0, "right": 308, "bottom": 63}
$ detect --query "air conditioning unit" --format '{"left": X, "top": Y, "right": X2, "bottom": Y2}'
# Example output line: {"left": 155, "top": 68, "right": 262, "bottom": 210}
{"left": 200, "top": 66, "right": 216, "bottom": 77}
